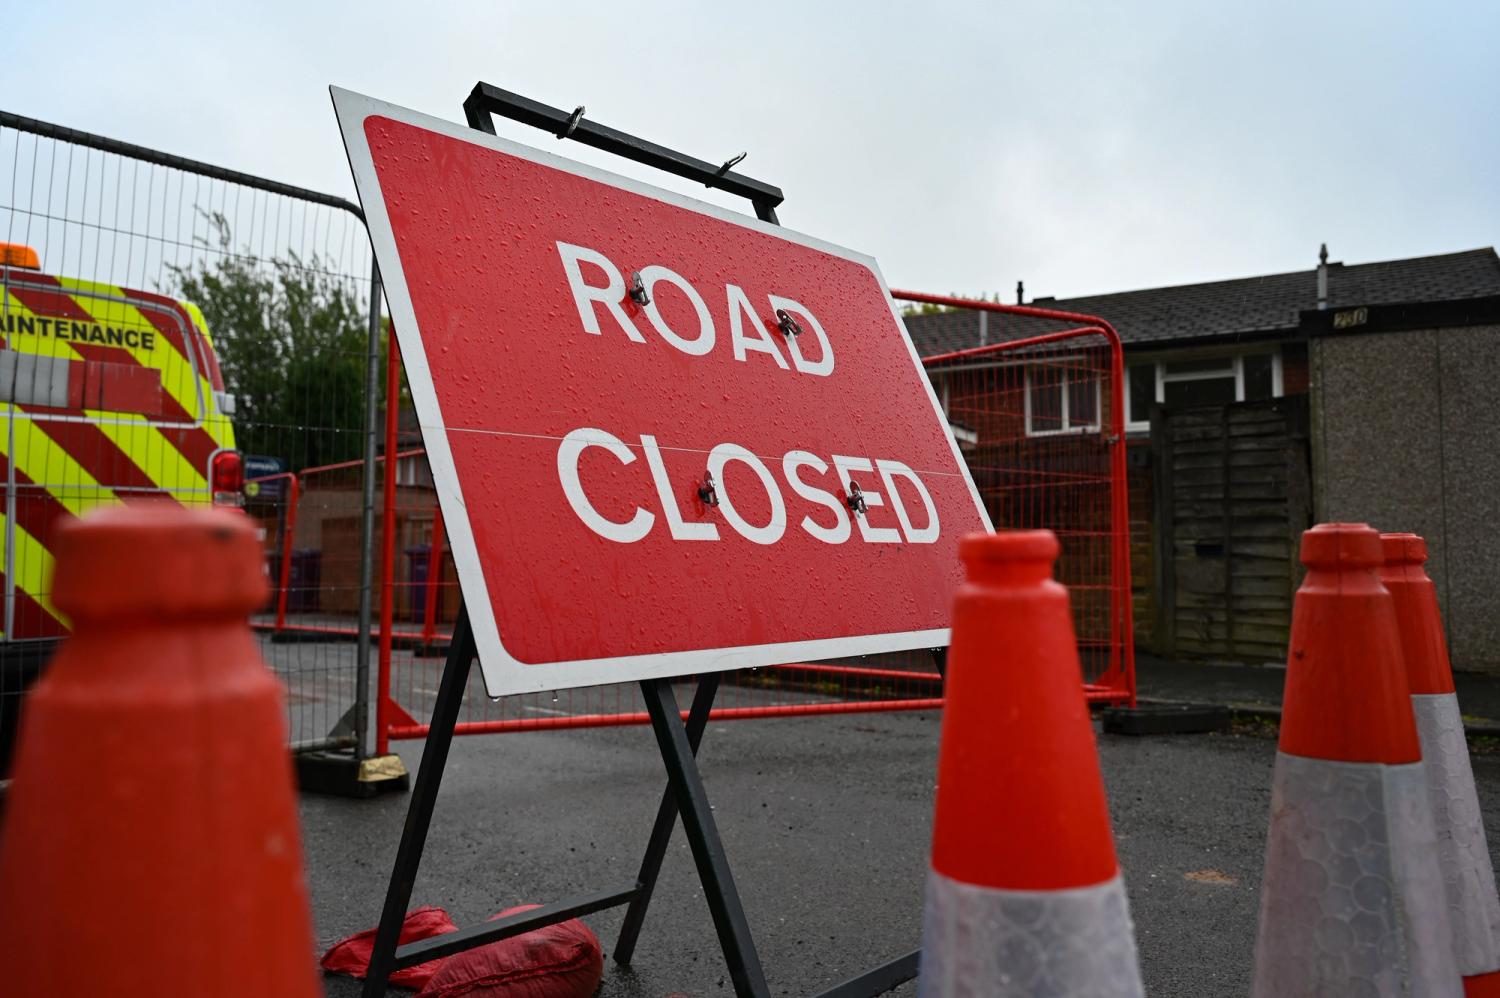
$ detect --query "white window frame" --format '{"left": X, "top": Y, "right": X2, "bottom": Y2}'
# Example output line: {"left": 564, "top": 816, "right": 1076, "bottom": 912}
{"left": 1024, "top": 360, "right": 1103, "bottom": 438}
{"left": 1124, "top": 348, "right": 1283, "bottom": 434}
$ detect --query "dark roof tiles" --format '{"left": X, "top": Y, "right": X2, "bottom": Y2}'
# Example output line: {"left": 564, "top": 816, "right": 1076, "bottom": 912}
{"left": 902, "top": 248, "right": 1500, "bottom": 356}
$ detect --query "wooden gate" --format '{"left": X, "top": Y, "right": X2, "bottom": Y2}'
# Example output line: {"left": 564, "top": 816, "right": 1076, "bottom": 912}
{"left": 1152, "top": 395, "right": 1311, "bottom": 663}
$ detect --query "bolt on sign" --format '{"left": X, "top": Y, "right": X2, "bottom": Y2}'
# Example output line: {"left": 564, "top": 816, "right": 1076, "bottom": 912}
{"left": 333, "top": 89, "right": 991, "bottom": 697}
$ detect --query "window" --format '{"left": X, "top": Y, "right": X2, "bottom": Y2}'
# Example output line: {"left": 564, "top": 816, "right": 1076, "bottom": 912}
{"left": 1025, "top": 362, "right": 1101, "bottom": 437}
{"left": 1128, "top": 365, "right": 1154, "bottom": 427}
{"left": 1243, "top": 353, "right": 1275, "bottom": 400}
{"left": 1125, "top": 350, "right": 1282, "bottom": 432}
{"left": 1162, "top": 356, "right": 1235, "bottom": 407}
{"left": 0, "top": 349, "right": 165, "bottom": 416}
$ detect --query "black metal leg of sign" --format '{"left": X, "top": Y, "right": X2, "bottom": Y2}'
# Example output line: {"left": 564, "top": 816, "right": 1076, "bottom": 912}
{"left": 613, "top": 672, "right": 722, "bottom": 965}
{"left": 362, "top": 607, "right": 478, "bottom": 998}
{"left": 812, "top": 949, "right": 922, "bottom": 998}
{"left": 639, "top": 677, "right": 770, "bottom": 998}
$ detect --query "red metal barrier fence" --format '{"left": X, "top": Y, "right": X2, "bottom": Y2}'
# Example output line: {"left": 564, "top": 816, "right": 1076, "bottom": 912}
{"left": 250, "top": 447, "right": 429, "bottom": 645}
{"left": 350, "top": 294, "right": 1136, "bottom": 744}
{"left": 907, "top": 295, "right": 1135, "bottom": 703}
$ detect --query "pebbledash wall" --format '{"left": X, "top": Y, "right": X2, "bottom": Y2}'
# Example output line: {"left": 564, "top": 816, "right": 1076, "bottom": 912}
{"left": 1308, "top": 298, "right": 1500, "bottom": 673}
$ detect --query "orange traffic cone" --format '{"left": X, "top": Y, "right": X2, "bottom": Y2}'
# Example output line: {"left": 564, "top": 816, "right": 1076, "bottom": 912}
{"left": 1382, "top": 532, "right": 1500, "bottom": 996}
{"left": 1251, "top": 523, "right": 1461, "bottom": 997}
{"left": 0, "top": 504, "right": 320, "bottom": 996}
{"left": 919, "top": 530, "right": 1143, "bottom": 997}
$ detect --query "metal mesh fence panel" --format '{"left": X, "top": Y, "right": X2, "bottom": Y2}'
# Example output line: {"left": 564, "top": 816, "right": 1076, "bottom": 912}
{"left": 0, "top": 111, "right": 378, "bottom": 767}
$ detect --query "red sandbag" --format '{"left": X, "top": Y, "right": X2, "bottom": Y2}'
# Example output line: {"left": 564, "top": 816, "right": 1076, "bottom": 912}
{"left": 417, "top": 905, "right": 603, "bottom": 998}
{"left": 321, "top": 905, "right": 459, "bottom": 989}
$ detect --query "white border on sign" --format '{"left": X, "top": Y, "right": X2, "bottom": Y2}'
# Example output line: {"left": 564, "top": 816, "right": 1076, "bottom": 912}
{"left": 330, "top": 86, "right": 993, "bottom": 698}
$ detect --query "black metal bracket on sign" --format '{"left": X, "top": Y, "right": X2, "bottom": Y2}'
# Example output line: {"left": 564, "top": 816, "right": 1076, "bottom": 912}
{"left": 359, "top": 84, "right": 919, "bottom": 998}
{"left": 463, "top": 82, "right": 784, "bottom": 225}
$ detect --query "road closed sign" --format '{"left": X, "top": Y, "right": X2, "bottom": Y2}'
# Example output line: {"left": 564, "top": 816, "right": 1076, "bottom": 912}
{"left": 333, "top": 88, "right": 991, "bottom": 697}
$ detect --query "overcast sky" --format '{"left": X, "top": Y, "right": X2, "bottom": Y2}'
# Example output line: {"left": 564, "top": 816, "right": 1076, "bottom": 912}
{"left": 4, "top": 1, "right": 1496, "bottom": 300}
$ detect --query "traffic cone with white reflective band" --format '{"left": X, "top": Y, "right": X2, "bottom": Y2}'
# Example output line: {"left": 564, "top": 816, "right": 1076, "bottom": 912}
{"left": 1382, "top": 532, "right": 1500, "bottom": 996}
{"left": 0, "top": 505, "right": 320, "bottom": 996}
{"left": 919, "top": 530, "right": 1144, "bottom": 997}
{"left": 1251, "top": 523, "right": 1461, "bottom": 998}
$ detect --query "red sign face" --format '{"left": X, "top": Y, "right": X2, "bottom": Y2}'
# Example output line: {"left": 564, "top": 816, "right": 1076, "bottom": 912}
{"left": 335, "top": 90, "right": 990, "bottom": 696}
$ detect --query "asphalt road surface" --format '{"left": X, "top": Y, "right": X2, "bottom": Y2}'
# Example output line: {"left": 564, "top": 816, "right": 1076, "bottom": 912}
{"left": 305, "top": 701, "right": 1500, "bottom": 997}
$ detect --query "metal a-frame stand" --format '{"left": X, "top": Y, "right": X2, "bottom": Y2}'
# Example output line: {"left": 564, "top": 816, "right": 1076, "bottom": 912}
{"left": 360, "top": 83, "right": 922, "bottom": 998}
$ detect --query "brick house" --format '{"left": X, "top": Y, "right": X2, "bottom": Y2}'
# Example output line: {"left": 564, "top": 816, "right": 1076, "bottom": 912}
{"left": 904, "top": 247, "right": 1500, "bottom": 671}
